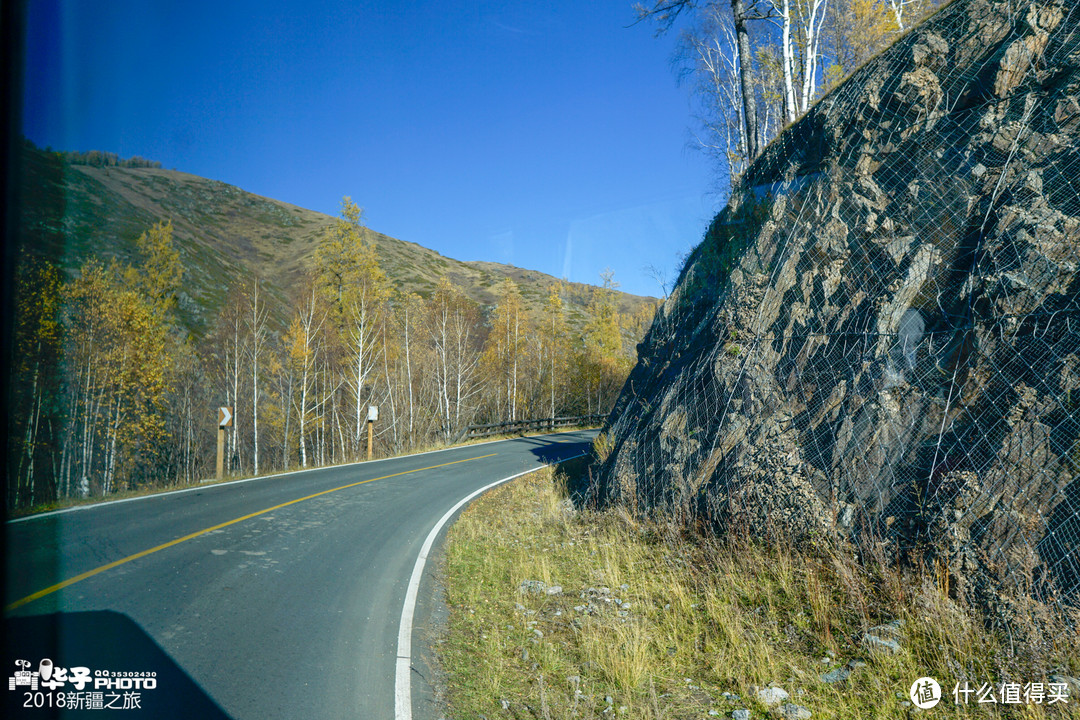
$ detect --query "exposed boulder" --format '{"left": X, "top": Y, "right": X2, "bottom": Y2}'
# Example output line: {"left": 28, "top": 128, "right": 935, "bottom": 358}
{"left": 595, "top": 0, "right": 1080, "bottom": 604}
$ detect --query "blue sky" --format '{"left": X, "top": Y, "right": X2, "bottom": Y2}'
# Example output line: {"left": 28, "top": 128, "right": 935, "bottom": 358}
{"left": 21, "top": 0, "right": 719, "bottom": 298}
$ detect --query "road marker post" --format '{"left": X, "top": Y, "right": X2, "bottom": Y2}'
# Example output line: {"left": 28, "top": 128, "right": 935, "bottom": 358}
{"left": 217, "top": 406, "right": 233, "bottom": 480}
{"left": 367, "top": 405, "right": 378, "bottom": 460}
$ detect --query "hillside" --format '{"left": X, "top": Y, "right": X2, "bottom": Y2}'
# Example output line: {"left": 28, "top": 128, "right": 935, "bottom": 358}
{"left": 14, "top": 142, "right": 656, "bottom": 337}
{"left": 595, "top": 0, "right": 1080, "bottom": 608}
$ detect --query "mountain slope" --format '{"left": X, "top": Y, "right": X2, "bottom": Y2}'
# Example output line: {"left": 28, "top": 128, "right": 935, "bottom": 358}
{"left": 14, "top": 143, "right": 656, "bottom": 336}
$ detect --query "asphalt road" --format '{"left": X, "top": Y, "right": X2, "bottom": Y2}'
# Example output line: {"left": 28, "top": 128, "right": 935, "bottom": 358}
{"left": 4, "top": 430, "right": 596, "bottom": 719}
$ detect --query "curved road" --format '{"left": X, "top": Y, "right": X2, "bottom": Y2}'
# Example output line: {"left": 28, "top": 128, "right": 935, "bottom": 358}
{"left": 4, "top": 430, "right": 596, "bottom": 719}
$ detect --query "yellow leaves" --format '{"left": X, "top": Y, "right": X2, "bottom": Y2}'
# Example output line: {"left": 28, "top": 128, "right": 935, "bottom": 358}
{"left": 80, "top": 266, "right": 170, "bottom": 406}
{"left": 430, "top": 277, "right": 469, "bottom": 318}
{"left": 338, "top": 195, "right": 364, "bottom": 227}
{"left": 830, "top": 0, "right": 902, "bottom": 73}
{"left": 544, "top": 283, "right": 564, "bottom": 315}
{"left": 585, "top": 280, "right": 622, "bottom": 360}
{"left": 126, "top": 220, "right": 182, "bottom": 318}
{"left": 495, "top": 277, "right": 524, "bottom": 317}
{"left": 61, "top": 221, "right": 182, "bottom": 488}
{"left": 14, "top": 252, "right": 62, "bottom": 359}
{"left": 483, "top": 279, "right": 529, "bottom": 368}
{"left": 283, "top": 314, "right": 313, "bottom": 370}
{"left": 315, "top": 196, "right": 389, "bottom": 315}
{"left": 543, "top": 284, "right": 569, "bottom": 354}
{"left": 851, "top": 0, "right": 900, "bottom": 48}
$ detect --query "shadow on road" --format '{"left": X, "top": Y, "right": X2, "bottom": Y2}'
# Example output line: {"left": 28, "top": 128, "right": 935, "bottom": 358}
{"left": 523, "top": 432, "right": 594, "bottom": 466}
{"left": 521, "top": 432, "right": 601, "bottom": 509}
{"left": 4, "top": 611, "right": 231, "bottom": 719}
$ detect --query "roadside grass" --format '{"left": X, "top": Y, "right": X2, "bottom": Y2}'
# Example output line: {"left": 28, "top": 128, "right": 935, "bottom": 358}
{"left": 439, "top": 465, "right": 1080, "bottom": 719}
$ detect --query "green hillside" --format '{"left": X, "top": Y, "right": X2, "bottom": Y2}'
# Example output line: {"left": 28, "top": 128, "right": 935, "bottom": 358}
{"left": 14, "top": 142, "right": 656, "bottom": 337}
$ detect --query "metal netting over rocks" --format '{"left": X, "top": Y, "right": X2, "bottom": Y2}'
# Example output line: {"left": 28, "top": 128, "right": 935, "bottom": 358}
{"left": 596, "top": 0, "right": 1080, "bottom": 606}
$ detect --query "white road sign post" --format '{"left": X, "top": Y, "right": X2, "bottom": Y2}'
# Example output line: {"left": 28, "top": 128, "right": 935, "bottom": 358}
{"left": 217, "top": 406, "right": 233, "bottom": 481}
{"left": 367, "top": 406, "right": 378, "bottom": 460}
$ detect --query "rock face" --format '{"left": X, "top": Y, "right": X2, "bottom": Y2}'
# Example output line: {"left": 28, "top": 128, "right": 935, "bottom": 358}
{"left": 595, "top": 0, "right": 1080, "bottom": 603}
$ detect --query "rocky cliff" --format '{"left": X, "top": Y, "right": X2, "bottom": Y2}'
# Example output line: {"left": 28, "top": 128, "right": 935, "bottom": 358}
{"left": 595, "top": 0, "right": 1080, "bottom": 604}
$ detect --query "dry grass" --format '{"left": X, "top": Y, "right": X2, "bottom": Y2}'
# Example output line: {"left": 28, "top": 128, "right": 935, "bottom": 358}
{"left": 439, "top": 466, "right": 1080, "bottom": 719}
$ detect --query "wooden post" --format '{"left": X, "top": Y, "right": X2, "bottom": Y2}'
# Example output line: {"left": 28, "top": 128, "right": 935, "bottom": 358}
{"left": 216, "top": 406, "right": 233, "bottom": 481}
{"left": 216, "top": 426, "right": 225, "bottom": 481}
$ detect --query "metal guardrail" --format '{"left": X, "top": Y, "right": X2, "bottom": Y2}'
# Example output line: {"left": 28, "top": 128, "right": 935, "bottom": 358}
{"left": 452, "top": 414, "right": 605, "bottom": 444}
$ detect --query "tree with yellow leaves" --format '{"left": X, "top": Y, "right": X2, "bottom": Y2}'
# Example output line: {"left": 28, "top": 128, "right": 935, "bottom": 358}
{"left": 482, "top": 278, "right": 529, "bottom": 423}
{"left": 822, "top": 0, "right": 900, "bottom": 78}
{"left": 61, "top": 245, "right": 179, "bottom": 497}
{"left": 394, "top": 291, "right": 426, "bottom": 446}
{"left": 314, "top": 197, "right": 390, "bottom": 458}
{"left": 8, "top": 254, "right": 62, "bottom": 507}
{"left": 124, "top": 220, "right": 182, "bottom": 319}
{"left": 540, "top": 283, "right": 569, "bottom": 419}
{"left": 578, "top": 269, "right": 632, "bottom": 414}
{"left": 283, "top": 283, "right": 326, "bottom": 469}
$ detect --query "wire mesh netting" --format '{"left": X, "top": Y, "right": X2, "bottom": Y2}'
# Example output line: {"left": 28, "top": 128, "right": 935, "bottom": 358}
{"left": 597, "top": 0, "right": 1080, "bottom": 606}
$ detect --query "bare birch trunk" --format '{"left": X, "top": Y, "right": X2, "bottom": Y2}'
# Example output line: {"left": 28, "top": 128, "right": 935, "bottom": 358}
{"left": 732, "top": 0, "right": 760, "bottom": 159}
{"left": 249, "top": 281, "right": 265, "bottom": 477}
{"left": 404, "top": 305, "right": 414, "bottom": 444}
{"left": 511, "top": 311, "right": 519, "bottom": 422}
{"left": 781, "top": 0, "right": 798, "bottom": 121}
{"left": 800, "top": 0, "right": 827, "bottom": 112}
{"left": 299, "top": 358, "right": 309, "bottom": 468}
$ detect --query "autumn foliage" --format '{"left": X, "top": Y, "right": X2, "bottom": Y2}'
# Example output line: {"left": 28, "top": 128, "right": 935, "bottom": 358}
{"left": 7, "top": 203, "right": 652, "bottom": 510}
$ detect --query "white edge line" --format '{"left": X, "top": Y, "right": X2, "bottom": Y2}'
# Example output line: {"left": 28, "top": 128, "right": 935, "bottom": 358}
{"left": 394, "top": 451, "right": 588, "bottom": 720}
{"left": 7, "top": 430, "right": 596, "bottom": 525}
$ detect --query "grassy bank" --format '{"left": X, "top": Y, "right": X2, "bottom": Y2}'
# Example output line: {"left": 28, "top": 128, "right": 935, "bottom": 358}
{"left": 439, "top": 465, "right": 1080, "bottom": 719}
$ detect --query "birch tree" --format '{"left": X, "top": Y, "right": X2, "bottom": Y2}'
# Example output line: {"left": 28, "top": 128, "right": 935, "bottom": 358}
{"left": 781, "top": 0, "right": 797, "bottom": 120}
{"left": 245, "top": 279, "right": 269, "bottom": 476}
{"left": 9, "top": 256, "right": 62, "bottom": 507}
{"left": 640, "top": 0, "right": 768, "bottom": 162}
{"left": 99, "top": 284, "right": 172, "bottom": 494}
{"left": 395, "top": 292, "right": 425, "bottom": 446}
{"left": 284, "top": 285, "right": 325, "bottom": 468}
{"left": 541, "top": 284, "right": 568, "bottom": 420}
{"left": 795, "top": 0, "right": 830, "bottom": 112}
{"left": 682, "top": 5, "right": 750, "bottom": 185}
{"left": 62, "top": 257, "right": 175, "bottom": 496}
{"left": 124, "top": 220, "right": 182, "bottom": 319}
{"left": 62, "top": 261, "right": 114, "bottom": 498}
{"left": 207, "top": 287, "right": 248, "bottom": 473}
{"left": 315, "top": 197, "right": 390, "bottom": 458}
{"left": 579, "top": 270, "right": 631, "bottom": 414}
{"left": 428, "top": 279, "right": 481, "bottom": 439}
{"left": 482, "top": 279, "right": 528, "bottom": 423}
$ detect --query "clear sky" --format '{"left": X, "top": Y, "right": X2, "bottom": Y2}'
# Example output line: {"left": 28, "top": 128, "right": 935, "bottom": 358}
{"left": 21, "top": 0, "right": 720, "bottom": 298}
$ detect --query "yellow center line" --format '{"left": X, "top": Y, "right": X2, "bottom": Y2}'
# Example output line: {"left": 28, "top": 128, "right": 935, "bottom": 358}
{"left": 6, "top": 453, "right": 498, "bottom": 612}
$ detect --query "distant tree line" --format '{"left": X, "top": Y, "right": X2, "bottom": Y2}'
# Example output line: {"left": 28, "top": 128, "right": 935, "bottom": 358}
{"left": 7, "top": 199, "right": 653, "bottom": 510}
{"left": 59, "top": 149, "right": 163, "bottom": 169}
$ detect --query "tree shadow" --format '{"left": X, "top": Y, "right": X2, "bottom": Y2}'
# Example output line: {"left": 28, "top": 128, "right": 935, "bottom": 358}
{"left": 525, "top": 434, "right": 594, "bottom": 466}
{"left": 4, "top": 611, "right": 231, "bottom": 719}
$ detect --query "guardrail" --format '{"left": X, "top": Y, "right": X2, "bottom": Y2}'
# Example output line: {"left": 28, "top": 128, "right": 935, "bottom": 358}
{"left": 452, "top": 414, "right": 606, "bottom": 444}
